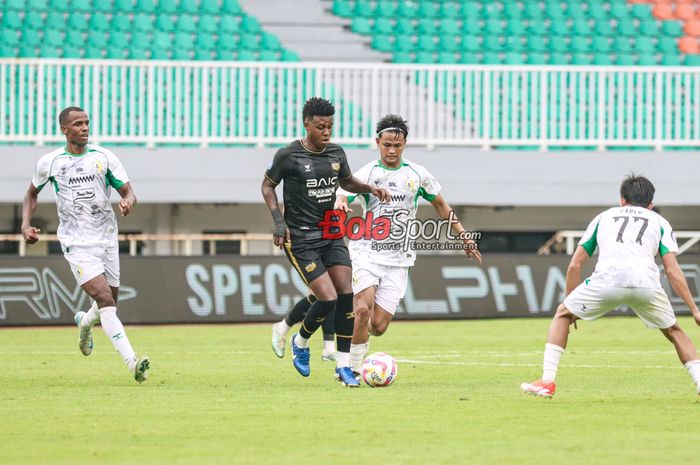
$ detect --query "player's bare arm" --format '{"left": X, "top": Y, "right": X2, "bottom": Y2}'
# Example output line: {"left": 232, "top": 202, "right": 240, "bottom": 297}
{"left": 261, "top": 177, "right": 290, "bottom": 248}
{"left": 21, "top": 182, "right": 41, "bottom": 244}
{"left": 662, "top": 252, "right": 700, "bottom": 326}
{"left": 338, "top": 175, "right": 390, "bottom": 202}
{"left": 117, "top": 182, "right": 137, "bottom": 217}
{"left": 333, "top": 194, "right": 351, "bottom": 212}
{"left": 566, "top": 246, "right": 590, "bottom": 295}
{"left": 430, "top": 194, "right": 482, "bottom": 264}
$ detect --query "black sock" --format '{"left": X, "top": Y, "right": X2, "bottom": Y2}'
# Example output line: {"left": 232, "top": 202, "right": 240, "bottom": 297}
{"left": 299, "top": 299, "right": 336, "bottom": 339}
{"left": 285, "top": 295, "right": 316, "bottom": 327}
{"left": 334, "top": 293, "right": 354, "bottom": 353}
{"left": 322, "top": 308, "right": 335, "bottom": 341}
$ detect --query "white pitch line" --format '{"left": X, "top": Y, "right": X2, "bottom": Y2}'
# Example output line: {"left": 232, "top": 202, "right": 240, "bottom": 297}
{"left": 396, "top": 358, "right": 679, "bottom": 370}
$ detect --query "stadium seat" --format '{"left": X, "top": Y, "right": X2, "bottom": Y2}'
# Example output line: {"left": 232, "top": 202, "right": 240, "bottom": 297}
{"left": 180, "top": 0, "right": 199, "bottom": 15}
{"left": 49, "top": 0, "right": 69, "bottom": 11}
{"left": 1, "top": 30, "right": 20, "bottom": 47}
{"left": 23, "top": 12, "right": 44, "bottom": 30}
{"left": 222, "top": 0, "right": 243, "bottom": 15}
{"left": 133, "top": 13, "right": 154, "bottom": 33}
{"left": 111, "top": 14, "right": 132, "bottom": 32}
{"left": 115, "top": 0, "right": 135, "bottom": 14}
{"left": 26, "top": 0, "right": 49, "bottom": 11}
{"left": 332, "top": 0, "right": 353, "bottom": 18}
{"left": 92, "top": 0, "right": 113, "bottom": 12}
{"left": 1, "top": 11, "right": 22, "bottom": 30}
{"left": 351, "top": 17, "right": 372, "bottom": 35}
{"left": 176, "top": 16, "right": 197, "bottom": 34}
{"left": 198, "top": 16, "right": 218, "bottom": 35}
{"left": 155, "top": 14, "right": 176, "bottom": 33}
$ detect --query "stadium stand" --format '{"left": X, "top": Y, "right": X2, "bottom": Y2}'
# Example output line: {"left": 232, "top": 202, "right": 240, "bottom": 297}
{"left": 331, "top": 0, "right": 700, "bottom": 65}
{"left": 0, "top": 0, "right": 300, "bottom": 61}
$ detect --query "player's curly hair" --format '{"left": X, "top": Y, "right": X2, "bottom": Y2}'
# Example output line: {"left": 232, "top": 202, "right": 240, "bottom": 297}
{"left": 375, "top": 114, "right": 409, "bottom": 139}
{"left": 620, "top": 173, "right": 655, "bottom": 207}
{"left": 302, "top": 97, "right": 335, "bottom": 121}
{"left": 59, "top": 106, "right": 85, "bottom": 126}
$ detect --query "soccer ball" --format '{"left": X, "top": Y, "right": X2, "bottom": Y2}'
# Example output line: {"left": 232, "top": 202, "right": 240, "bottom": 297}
{"left": 361, "top": 352, "right": 398, "bottom": 387}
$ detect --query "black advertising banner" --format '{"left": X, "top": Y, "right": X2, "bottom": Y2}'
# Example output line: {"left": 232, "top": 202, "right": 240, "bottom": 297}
{"left": 0, "top": 255, "right": 698, "bottom": 326}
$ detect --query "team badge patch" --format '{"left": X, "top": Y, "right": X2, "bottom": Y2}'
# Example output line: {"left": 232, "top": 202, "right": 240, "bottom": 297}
{"left": 331, "top": 162, "right": 340, "bottom": 171}
{"left": 305, "top": 262, "right": 317, "bottom": 273}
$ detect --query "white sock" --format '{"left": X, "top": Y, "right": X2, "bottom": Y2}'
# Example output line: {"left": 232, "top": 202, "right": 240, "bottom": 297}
{"left": 335, "top": 351, "right": 350, "bottom": 369}
{"left": 276, "top": 319, "right": 291, "bottom": 335}
{"left": 684, "top": 360, "right": 700, "bottom": 390}
{"left": 542, "top": 343, "right": 565, "bottom": 382}
{"left": 82, "top": 301, "right": 100, "bottom": 327}
{"left": 350, "top": 342, "right": 369, "bottom": 370}
{"left": 98, "top": 306, "right": 136, "bottom": 368}
{"left": 294, "top": 333, "right": 309, "bottom": 349}
{"left": 323, "top": 340, "right": 335, "bottom": 354}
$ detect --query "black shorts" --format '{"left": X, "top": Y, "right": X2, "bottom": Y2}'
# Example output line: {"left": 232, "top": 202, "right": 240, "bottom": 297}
{"left": 283, "top": 237, "right": 351, "bottom": 284}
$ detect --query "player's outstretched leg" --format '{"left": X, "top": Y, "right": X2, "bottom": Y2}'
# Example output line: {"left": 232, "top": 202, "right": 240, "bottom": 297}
{"left": 660, "top": 323, "right": 700, "bottom": 395}
{"left": 321, "top": 308, "right": 337, "bottom": 361}
{"left": 333, "top": 292, "right": 360, "bottom": 387}
{"left": 74, "top": 301, "right": 99, "bottom": 356}
{"left": 290, "top": 298, "right": 335, "bottom": 376}
{"left": 99, "top": 306, "right": 149, "bottom": 383}
{"left": 521, "top": 304, "right": 575, "bottom": 398}
{"left": 271, "top": 295, "right": 315, "bottom": 358}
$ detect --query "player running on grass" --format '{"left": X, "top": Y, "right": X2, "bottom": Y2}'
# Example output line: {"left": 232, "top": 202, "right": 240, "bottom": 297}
{"left": 261, "top": 97, "right": 389, "bottom": 387}
{"left": 521, "top": 175, "right": 700, "bottom": 398}
{"left": 22, "top": 106, "right": 149, "bottom": 383}
{"left": 271, "top": 294, "right": 338, "bottom": 361}
{"left": 333, "top": 114, "right": 482, "bottom": 374}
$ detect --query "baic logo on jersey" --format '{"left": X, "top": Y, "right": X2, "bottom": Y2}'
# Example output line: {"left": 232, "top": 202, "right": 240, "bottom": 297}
{"left": 306, "top": 176, "right": 338, "bottom": 201}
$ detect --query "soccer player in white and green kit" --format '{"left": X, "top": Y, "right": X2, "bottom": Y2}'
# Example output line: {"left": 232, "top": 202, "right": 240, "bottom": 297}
{"left": 334, "top": 114, "right": 482, "bottom": 374}
{"left": 21, "top": 107, "right": 149, "bottom": 383}
{"left": 521, "top": 175, "right": 700, "bottom": 398}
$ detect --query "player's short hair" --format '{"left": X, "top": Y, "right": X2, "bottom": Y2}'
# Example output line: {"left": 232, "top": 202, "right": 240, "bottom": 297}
{"left": 376, "top": 114, "right": 409, "bottom": 139}
{"left": 620, "top": 174, "right": 655, "bottom": 207}
{"left": 302, "top": 97, "right": 334, "bottom": 121}
{"left": 59, "top": 106, "right": 85, "bottom": 126}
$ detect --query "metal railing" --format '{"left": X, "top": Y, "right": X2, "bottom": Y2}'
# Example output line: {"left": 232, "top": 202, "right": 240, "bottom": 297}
{"left": 539, "top": 230, "right": 700, "bottom": 255}
{"left": 2, "top": 59, "right": 699, "bottom": 149}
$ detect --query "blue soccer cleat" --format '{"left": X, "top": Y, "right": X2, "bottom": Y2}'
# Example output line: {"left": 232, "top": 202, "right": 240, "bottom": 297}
{"left": 290, "top": 333, "right": 310, "bottom": 377}
{"left": 335, "top": 366, "right": 361, "bottom": 387}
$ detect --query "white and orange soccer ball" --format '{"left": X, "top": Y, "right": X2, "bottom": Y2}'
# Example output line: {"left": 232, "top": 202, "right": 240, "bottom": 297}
{"left": 361, "top": 352, "right": 398, "bottom": 387}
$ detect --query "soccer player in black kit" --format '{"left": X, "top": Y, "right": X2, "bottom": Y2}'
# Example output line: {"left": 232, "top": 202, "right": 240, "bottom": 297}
{"left": 261, "top": 97, "right": 389, "bottom": 386}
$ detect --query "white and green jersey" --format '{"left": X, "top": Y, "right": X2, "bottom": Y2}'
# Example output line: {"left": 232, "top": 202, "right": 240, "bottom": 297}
{"left": 578, "top": 206, "right": 678, "bottom": 288}
{"left": 31, "top": 144, "right": 129, "bottom": 249}
{"left": 337, "top": 158, "right": 441, "bottom": 267}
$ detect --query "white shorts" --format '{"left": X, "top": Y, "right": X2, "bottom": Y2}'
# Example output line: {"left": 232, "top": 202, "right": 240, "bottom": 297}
{"left": 64, "top": 245, "right": 120, "bottom": 287}
{"left": 564, "top": 280, "right": 676, "bottom": 329}
{"left": 352, "top": 257, "right": 409, "bottom": 315}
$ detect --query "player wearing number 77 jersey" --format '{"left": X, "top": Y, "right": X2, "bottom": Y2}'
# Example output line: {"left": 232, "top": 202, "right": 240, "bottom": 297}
{"left": 521, "top": 175, "right": 700, "bottom": 398}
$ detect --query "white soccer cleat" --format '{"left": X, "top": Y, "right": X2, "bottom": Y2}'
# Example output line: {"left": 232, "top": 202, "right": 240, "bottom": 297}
{"left": 74, "top": 311, "right": 93, "bottom": 356}
{"left": 132, "top": 356, "right": 150, "bottom": 383}
{"left": 321, "top": 350, "right": 336, "bottom": 362}
{"left": 520, "top": 379, "right": 556, "bottom": 398}
{"left": 271, "top": 322, "right": 286, "bottom": 358}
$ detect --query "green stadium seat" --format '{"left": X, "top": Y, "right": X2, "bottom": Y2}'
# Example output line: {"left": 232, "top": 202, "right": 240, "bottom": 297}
{"left": 573, "top": 20, "right": 593, "bottom": 36}
{"left": 394, "top": 34, "right": 415, "bottom": 52}
{"left": 0, "top": 45, "right": 15, "bottom": 57}
{"left": 18, "top": 45, "right": 38, "bottom": 58}
{"left": 417, "top": 19, "right": 437, "bottom": 35}
{"left": 237, "top": 50, "right": 256, "bottom": 61}
{"left": 218, "top": 33, "right": 238, "bottom": 51}
{"left": 196, "top": 33, "right": 216, "bottom": 51}
{"left": 594, "top": 20, "right": 613, "bottom": 36}
{"left": 485, "top": 19, "right": 504, "bottom": 35}
{"left": 417, "top": 35, "right": 437, "bottom": 52}
{"left": 505, "top": 36, "right": 525, "bottom": 52}
{"left": 241, "top": 15, "right": 262, "bottom": 34}
{"left": 587, "top": 1, "right": 608, "bottom": 20}
{"left": 218, "top": 15, "right": 240, "bottom": 34}
{"left": 527, "top": 35, "right": 546, "bottom": 52}
{"left": 684, "top": 55, "right": 700, "bottom": 66}
{"left": 549, "top": 37, "right": 568, "bottom": 53}
{"left": 62, "top": 45, "right": 82, "bottom": 58}
{"left": 527, "top": 19, "right": 547, "bottom": 36}
{"left": 222, "top": 0, "right": 243, "bottom": 15}
{"left": 149, "top": 46, "right": 168, "bottom": 59}
{"left": 92, "top": 0, "right": 112, "bottom": 12}
{"left": 128, "top": 47, "right": 148, "bottom": 59}
{"left": 133, "top": 13, "right": 154, "bottom": 33}
{"left": 261, "top": 32, "right": 281, "bottom": 51}
{"left": 637, "top": 54, "right": 657, "bottom": 66}
{"left": 216, "top": 49, "right": 236, "bottom": 60}
{"left": 592, "top": 36, "right": 611, "bottom": 53}
{"left": 634, "top": 37, "right": 655, "bottom": 54}
{"left": 174, "top": 32, "right": 195, "bottom": 50}
{"left": 157, "top": 0, "right": 176, "bottom": 14}
{"left": 280, "top": 50, "right": 300, "bottom": 61}
{"left": 374, "top": 18, "right": 393, "bottom": 35}
{"left": 418, "top": 2, "right": 438, "bottom": 19}
{"left": 549, "top": 52, "right": 569, "bottom": 65}
{"left": 153, "top": 32, "right": 171, "bottom": 49}
{"left": 239, "top": 33, "right": 260, "bottom": 50}
{"left": 351, "top": 17, "right": 372, "bottom": 34}
{"left": 616, "top": 20, "right": 636, "bottom": 37}
{"left": 437, "top": 51, "right": 458, "bottom": 64}
{"left": 657, "top": 37, "right": 677, "bottom": 54}
{"left": 258, "top": 50, "right": 279, "bottom": 62}
{"left": 609, "top": 3, "right": 630, "bottom": 20}
{"left": 506, "top": 21, "right": 526, "bottom": 36}
{"left": 571, "top": 53, "right": 592, "bottom": 65}
{"left": 332, "top": 0, "right": 353, "bottom": 18}
{"left": 43, "top": 29, "right": 63, "bottom": 47}
{"left": 592, "top": 53, "right": 613, "bottom": 65}
{"left": 461, "top": 1, "right": 480, "bottom": 19}
{"left": 111, "top": 13, "right": 132, "bottom": 32}
{"left": 550, "top": 21, "right": 569, "bottom": 36}
{"left": 23, "top": 12, "right": 44, "bottom": 30}
{"left": 484, "top": 35, "right": 504, "bottom": 52}
{"left": 87, "top": 31, "right": 108, "bottom": 48}
{"left": 439, "top": 35, "right": 459, "bottom": 52}
{"left": 504, "top": 51, "right": 524, "bottom": 64}
{"left": 71, "top": 0, "right": 91, "bottom": 12}
{"left": 131, "top": 31, "right": 149, "bottom": 46}
{"left": 179, "top": 0, "right": 198, "bottom": 15}
{"left": 615, "top": 54, "right": 635, "bottom": 65}
{"left": 462, "top": 17, "right": 480, "bottom": 34}
{"left": 172, "top": 49, "right": 192, "bottom": 60}
{"left": 414, "top": 51, "right": 435, "bottom": 63}
{"left": 566, "top": 2, "right": 586, "bottom": 19}
{"left": 393, "top": 51, "right": 412, "bottom": 63}
{"left": 198, "top": 15, "right": 218, "bottom": 35}
{"left": 1, "top": 11, "right": 22, "bottom": 29}
{"left": 376, "top": 0, "right": 397, "bottom": 17}
{"left": 89, "top": 13, "right": 110, "bottom": 32}
{"left": 108, "top": 31, "right": 129, "bottom": 49}
{"left": 199, "top": 0, "right": 219, "bottom": 15}
{"left": 660, "top": 55, "right": 681, "bottom": 66}
{"left": 523, "top": 2, "right": 543, "bottom": 19}
{"left": 1, "top": 30, "right": 20, "bottom": 47}
{"left": 65, "top": 30, "right": 84, "bottom": 48}
{"left": 613, "top": 37, "right": 632, "bottom": 53}
{"left": 544, "top": 0, "right": 566, "bottom": 20}
{"left": 662, "top": 21, "right": 683, "bottom": 38}
{"left": 395, "top": 18, "right": 415, "bottom": 35}
{"left": 639, "top": 19, "right": 660, "bottom": 36}
{"left": 27, "top": 0, "right": 49, "bottom": 10}
{"left": 371, "top": 35, "right": 393, "bottom": 52}
{"left": 21, "top": 30, "right": 41, "bottom": 47}
{"left": 461, "top": 35, "right": 480, "bottom": 52}
{"left": 176, "top": 16, "right": 197, "bottom": 34}
{"left": 353, "top": 0, "right": 373, "bottom": 17}
{"left": 84, "top": 46, "right": 104, "bottom": 59}
{"left": 461, "top": 51, "right": 479, "bottom": 64}
{"left": 439, "top": 2, "right": 459, "bottom": 19}
{"left": 482, "top": 52, "right": 502, "bottom": 64}
{"left": 135, "top": 0, "right": 156, "bottom": 14}
{"left": 571, "top": 36, "right": 590, "bottom": 53}
{"left": 483, "top": 3, "right": 502, "bottom": 19}
{"left": 439, "top": 19, "right": 460, "bottom": 35}
{"left": 39, "top": 44, "right": 60, "bottom": 57}
{"left": 67, "top": 12, "right": 88, "bottom": 31}
{"left": 115, "top": 0, "right": 135, "bottom": 14}
{"left": 49, "top": 0, "right": 69, "bottom": 11}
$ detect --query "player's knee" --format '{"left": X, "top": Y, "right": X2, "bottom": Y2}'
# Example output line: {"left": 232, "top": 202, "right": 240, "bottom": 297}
{"left": 369, "top": 319, "right": 388, "bottom": 336}
{"left": 661, "top": 323, "right": 682, "bottom": 341}
{"left": 93, "top": 289, "right": 115, "bottom": 308}
{"left": 354, "top": 304, "right": 370, "bottom": 322}
{"left": 555, "top": 304, "right": 575, "bottom": 322}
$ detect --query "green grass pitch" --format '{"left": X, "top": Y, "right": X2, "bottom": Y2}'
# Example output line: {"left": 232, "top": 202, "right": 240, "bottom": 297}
{"left": 2, "top": 317, "right": 699, "bottom": 465}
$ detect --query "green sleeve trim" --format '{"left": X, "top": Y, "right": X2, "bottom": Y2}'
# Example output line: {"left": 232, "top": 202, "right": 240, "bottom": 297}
{"left": 418, "top": 187, "right": 437, "bottom": 202}
{"left": 49, "top": 176, "right": 58, "bottom": 193}
{"left": 580, "top": 222, "right": 599, "bottom": 256}
{"left": 659, "top": 226, "right": 670, "bottom": 256}
{"left": 347, "top": 194, "right": 357, "bottom": 203}
{"left": 106, "top": 169, "right": 125, "bottom": 189}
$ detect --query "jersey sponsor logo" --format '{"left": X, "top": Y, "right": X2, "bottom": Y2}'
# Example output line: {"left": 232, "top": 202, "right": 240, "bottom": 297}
{"left": 305, "top": 262, "right": 317, "bottom": 273}
{"left": 68, "top": 175, "right": 96, "bottom": 185}
{"left": 390, "top": 194, "right": 406, "bottom": 202}
{"left": 306, "top": 177, "right": 337, "bottom": 188}
{"left": 304, "top": 164, "right": 311, "bottom": 172}
{"left": 308, "top": 188, "right": 335, "bottom": 199}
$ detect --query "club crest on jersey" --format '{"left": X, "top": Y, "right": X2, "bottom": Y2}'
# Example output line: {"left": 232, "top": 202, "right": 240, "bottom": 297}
{"left": 406, "top": 179, "right": 417, "bottom": 192}
{"left": 331, "top": 162, "right": 340, "bottom": 171}
{"left": 95, "top": 160, "right": 104, "bottom": 174}
{"left": 305, "top": 262, "right": 317, "bottom": 273}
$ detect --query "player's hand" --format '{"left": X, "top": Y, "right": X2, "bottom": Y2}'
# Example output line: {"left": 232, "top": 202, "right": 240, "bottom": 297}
{"left": 119, "top": 198, "right": 134, "bottom": 216}
{"left": 692, "top": 309, "right": 700, "bottom": 327}
{"left": 273, "top": 228, "right": 291, "bottom": 249}
{"left": 371, "top": 186, "right": 390, "bottom": 203}
{"left": 464, "top": 239, "right": 482, "bottom": 264}
{"left": 22, "top": 226, "right": 40, "bottom": 244}
{"left": 334, "top": 195, "right": 351, "bottom": 213}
